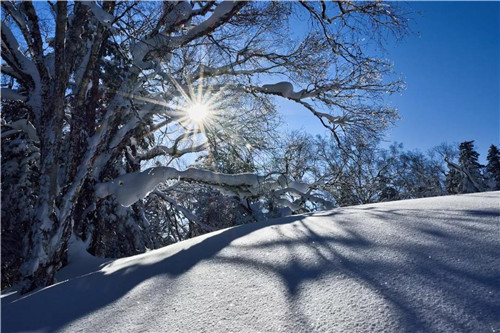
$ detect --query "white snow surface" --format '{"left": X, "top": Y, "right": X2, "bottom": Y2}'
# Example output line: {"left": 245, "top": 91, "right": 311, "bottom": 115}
{"left": 2, "top": 192, "right": 499, "bottom": 333}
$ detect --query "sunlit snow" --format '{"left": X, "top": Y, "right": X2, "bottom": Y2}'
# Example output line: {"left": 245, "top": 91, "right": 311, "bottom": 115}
{"left": 2, "top": 192, "right": 499, "bottom": 333}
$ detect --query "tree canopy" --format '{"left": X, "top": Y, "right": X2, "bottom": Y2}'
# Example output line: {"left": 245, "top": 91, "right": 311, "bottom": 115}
{"left": 1, "top": 1, "right": 410, "bottom": 292}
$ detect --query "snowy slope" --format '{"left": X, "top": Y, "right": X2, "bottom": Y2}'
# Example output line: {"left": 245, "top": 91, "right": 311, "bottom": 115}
{"left": 2, "top": 192, "right": 499, "bottom": 333}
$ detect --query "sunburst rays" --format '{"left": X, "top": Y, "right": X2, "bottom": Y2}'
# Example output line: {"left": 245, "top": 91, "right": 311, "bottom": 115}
{"left": 166, "top": 69, "right": 227, "bottom": 137}
{"left": 112, "top": 59, "right": 266, "bottom": 166}
{"left": 117, "top": 68, "right": 230, "bottom": 137}
{"left": 116, "top": 67, "right": 243, "bottom": 157}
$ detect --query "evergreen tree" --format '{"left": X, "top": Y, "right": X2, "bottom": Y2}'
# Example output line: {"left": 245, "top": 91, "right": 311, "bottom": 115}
{"left": 486, "top": 145, "right": 500, "bottom": 190}
{"left": 457, "top": 141, "right": 484, "bottom": 193}
{"left": 459, "top": 141, "right": 481, "bottom": 167}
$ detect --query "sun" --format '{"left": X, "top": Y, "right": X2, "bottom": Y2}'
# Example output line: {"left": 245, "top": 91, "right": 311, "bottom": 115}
{"left": 121, "top": 70, "right": 226, "bottom": 134}
{"left": 186, "top": 102, "right": 210, "bottom": 124}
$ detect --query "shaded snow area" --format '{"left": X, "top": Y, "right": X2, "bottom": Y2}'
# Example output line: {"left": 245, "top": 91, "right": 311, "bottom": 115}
{"left": 2, "top": 192, "right": 499, "bottom": 333}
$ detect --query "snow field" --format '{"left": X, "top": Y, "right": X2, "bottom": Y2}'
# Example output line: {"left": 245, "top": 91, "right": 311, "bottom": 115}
{"left": 2, "top": 192, "right": 499, "bottom": 332}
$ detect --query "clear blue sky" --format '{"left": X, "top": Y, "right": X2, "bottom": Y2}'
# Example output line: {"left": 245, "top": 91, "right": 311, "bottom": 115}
{"left": 282, "top": 1, "right": 500, "bottom": 162}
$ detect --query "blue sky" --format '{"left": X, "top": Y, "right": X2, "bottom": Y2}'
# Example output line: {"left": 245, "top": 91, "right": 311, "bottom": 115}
{"left": 283, "top": 1, "right": 499, "bottom": 162}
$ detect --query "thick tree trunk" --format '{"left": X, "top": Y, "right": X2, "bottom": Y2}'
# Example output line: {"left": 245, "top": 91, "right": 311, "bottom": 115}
{"left": 21, "top": 215, "right": 72, "bottom": 292}
{"left": 20, "top": 2, "right": 71, "bottom": 293}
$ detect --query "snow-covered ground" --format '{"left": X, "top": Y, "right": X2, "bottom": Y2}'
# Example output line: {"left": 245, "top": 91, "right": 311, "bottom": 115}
{"left": 2, "top": 192, "right": 499, "bottom": 333}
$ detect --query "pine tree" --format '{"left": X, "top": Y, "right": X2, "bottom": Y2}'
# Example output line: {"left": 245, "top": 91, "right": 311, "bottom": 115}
{"left": 486, "top": 145, "right": 500, "bottom": 190}
{"left": 457, "top": 141, "right": 484, "bottom": 193}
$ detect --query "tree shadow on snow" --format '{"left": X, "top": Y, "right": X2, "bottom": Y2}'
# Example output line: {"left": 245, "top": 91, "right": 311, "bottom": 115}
{"left": 2, "top": 214, "right": 304, "bottom": 332}
{"left": 2, "top": 198, "right": 500, "bottom": 332}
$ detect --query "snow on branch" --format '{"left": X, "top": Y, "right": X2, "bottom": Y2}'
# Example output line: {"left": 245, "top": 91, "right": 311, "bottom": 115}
{"left": 2, "top": 119, "right": 39, "bottom": 143}
{"left": 274, "top": 187, "right": 334, "bottom": 210}
{"left": 131, "top": 2, "right": 191, "bottom": 68}
{"left": 261, "top": 82, "right": 304, "bottom": 99}
{"left": 169, "top": 1, "right": 244, "bottom": 48}
{"left": 3, "top": 1, "right": 46, "bottom": 76}
{"left": 1, "top": 88, "right": 28, "bottom": 102}
{"left": 0, "top": 22, "right": 40, "bottom": 86}
{"left": 259, "top": 81, "right": 340, "bottom": 100}
{"left": 132, "top": 1, "right": 244, "bottom": 69}
{"left": 81, "top": 2, "right": 116, "bottom": 31}
{"left": 138, "top": 141, "right": 207, "bottom": 161}
{"left": 95, "top": 166, "right": 314, "bottom": 209}
{"left": 96, "top": 167, "right": 264, "bottom": 207}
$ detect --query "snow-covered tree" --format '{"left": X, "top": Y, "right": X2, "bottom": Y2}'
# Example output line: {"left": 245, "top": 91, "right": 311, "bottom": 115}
{"left": 445, "top": 141, "right": 485, "bottom": 194}
{"left": 1, "top": 1, "right": 407, "bottom": 292}
{"left": 262, "top": 131, "right": 334, "bottom": 216}
{"left": 321, "top": 141, "right": 452, "bottom": 204}
{"left": 458, "top": 141, "right": 485, "bottom": 192}
{"left": 393, "top": 149, "right": 446, "bottom": 198}
{"left": 486, "top": 145, "right": 500, "bottom": 190}
{"left": 316, "top": 135, "right": 397, "bottom": 206}
{"left": 438, "top": 143, "right": 461, "bottom": 194}
{"left": 1, "top": 101, "right": 40, "bottom": 289}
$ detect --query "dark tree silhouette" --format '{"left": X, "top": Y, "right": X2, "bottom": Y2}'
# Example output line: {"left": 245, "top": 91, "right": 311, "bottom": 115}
{"left": 486, "top": 145, "right": 500, "bottom": 190}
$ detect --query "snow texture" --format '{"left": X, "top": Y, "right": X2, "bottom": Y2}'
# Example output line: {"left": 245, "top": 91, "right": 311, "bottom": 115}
{"left": 2, "top": 192, "right": 499, "bottom": 333}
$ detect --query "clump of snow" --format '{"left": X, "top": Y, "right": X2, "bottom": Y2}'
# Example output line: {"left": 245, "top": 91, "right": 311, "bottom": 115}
{"left": 164, "top": 1, "right": 192, "bottom": 27}
{"left": 95, "top": 167, "right": 173, "bottom": 207}
{"left": 262, "top": 82, "right": 295, "bottom": 98}
{"left": 2, "top": 192, "right": 499, "bottom": 333}
{"left": 95, "top": 166, "right": 310, "bottom": 208}
{"left": 4, "top": 119, "right": 39, "bottom": 143}
{"left": 83, "top": 2, "right": 115, "bottom": 26}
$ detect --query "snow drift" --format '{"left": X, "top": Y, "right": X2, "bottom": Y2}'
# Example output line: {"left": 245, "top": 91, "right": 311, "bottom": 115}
{"left": 2, "top": 192, "right": 499, "bottom": 332}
